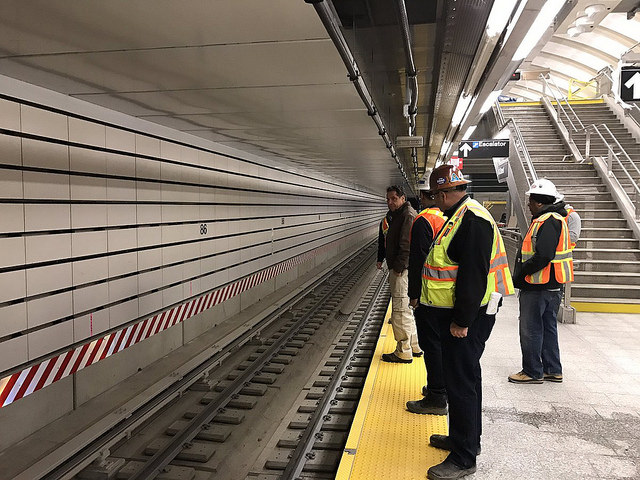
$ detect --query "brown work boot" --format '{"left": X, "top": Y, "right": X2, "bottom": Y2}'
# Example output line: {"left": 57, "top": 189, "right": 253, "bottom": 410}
{"left": 508, "top": 371, "right": 543, "bottom": 384}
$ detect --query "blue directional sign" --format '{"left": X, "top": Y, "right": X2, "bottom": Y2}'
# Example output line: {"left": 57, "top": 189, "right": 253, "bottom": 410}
{"left": 458, "top": 139, "right": 509, "bottom": 158}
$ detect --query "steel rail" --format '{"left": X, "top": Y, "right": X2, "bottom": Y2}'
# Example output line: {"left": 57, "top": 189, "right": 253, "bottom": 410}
{"left": 280, "top": 271, "right": 387, "bottom": 479}
{"left": 129, "top": 247, "right": 376, "bottom": 480}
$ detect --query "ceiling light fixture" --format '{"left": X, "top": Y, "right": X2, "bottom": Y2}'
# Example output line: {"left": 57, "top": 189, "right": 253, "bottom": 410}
{"left": 451, "top": 95, "right": 474, "bottom": 126}
{"left": 486, "top": 0, "right": 518, "bottom": 37}
{"left": 480, "top": 90, "right": 503, "bottom": 114}
{"left": 464, "top": 125, "right": 478, "bottom": 139}
{"left": 512, "top": 0, "right": 566, "bottom": 61}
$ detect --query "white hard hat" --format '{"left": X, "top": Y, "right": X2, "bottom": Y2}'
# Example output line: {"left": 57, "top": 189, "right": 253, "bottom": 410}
{"left": 417, "top": 169, "right": 433, "bottom": 191}
{"left": 526, "top": 178, "right": 564, "bottom": 202}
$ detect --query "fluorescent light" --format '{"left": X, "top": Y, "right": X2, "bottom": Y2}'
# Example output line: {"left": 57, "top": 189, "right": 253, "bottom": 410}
{"left": 464, "top": 125, "right": 477, "bottom": 139}
{"left": 512, "top": 0, "right": 566, "bottom": 61}
{"left": 486, "top": 0, "right": 518, "bottom": 37}
{"left": 440, "top": 141, "right": 451, "bottom": 156}
{"left": 585, "top": 4, "right": 606, "bottom": 17}
{"left": 574, "top": 14, "right": 593, "bottom": 26}
{"left": 480, "top": 90, "right": 502, "bottom": 114}
{"left": 451, "top": 95, "right": 473, "bottom": 126}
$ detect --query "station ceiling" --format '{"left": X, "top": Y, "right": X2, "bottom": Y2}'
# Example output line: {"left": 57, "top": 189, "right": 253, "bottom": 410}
{"left": 0, "top": 1, "right": 638, "bottom": 196}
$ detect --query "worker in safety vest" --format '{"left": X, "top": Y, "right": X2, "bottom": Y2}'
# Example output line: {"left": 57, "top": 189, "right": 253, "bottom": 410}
{"left": 405, "top": 171, "right": 448, "bottom": 415}
{"left": 422, "top": 165, "right": 514, "bottom": 480}
{"left": 509, "top": 178, "right": 573, "bottom": 385}
{"left": 376, "top": 212, "right": 392, "bottom": 269}
{"left": 553, "top": 200, "right": 581, "bottom": 250}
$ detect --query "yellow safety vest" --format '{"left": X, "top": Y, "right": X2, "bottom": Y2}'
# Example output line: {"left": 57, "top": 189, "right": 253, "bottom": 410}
{"left": 421, "top": 198, "right": 514, "bottom": 308}
{"left": 410, "top": 207, "right": 446, "bottom": 243}
{"left": 521, "top": 212, "right": 574, "bottom": 284}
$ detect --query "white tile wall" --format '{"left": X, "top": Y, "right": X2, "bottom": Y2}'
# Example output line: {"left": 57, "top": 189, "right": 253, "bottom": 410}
{"left": 0, "top": 270, "right": 26, "bottom": 304}
{"left": 109, "top": 299, "right": 138, "bottom": 329}
{"left": 20, "top": 105, "right": 66, "bottom": 139}
{"left": 108, "top": 229, "right": 137, "bottom": 252}
{"left": 135, "top": 135, "right": 160, "bottom": 157}
{"left": 0, "top": 98, "right": 20, "bottom": 130}
{"left": 73, "top": 309, "right": 109, "bottom": 342}
{"left": 106, "top": 127, "right": 135, "bottom": 154}
{"left": 27, "top": 291, "right": 72, "bottom": 328}
{"left": 23, "top": 171, "right": 70, "bottom": 200}
{"left": 162, "top": 284, "right": 183, "bottom": 308}
{"left": 139, "top": 291, "right": 162, "bottom": 317}
{"left": 136, "top": 180, "right": 161, "bottom": 201}
{"left": 24, "top": 204, "right": 70, "bottom": 231}
{"left": 108, "top": 204, "right": 137, "bottom": 226}
{"left": 22, "top": 139, "right": 69, "bottom": 170}
{"left": 71, "top": 204, "right": 107, "bottom": 229}
{"left": 0, "top": 303, "right": 27, "bottom": 338}
{"left": 26, "top": 233, "right": 71, "bottom": 263}
{"left": 73, "top": 282, "right": 109, "bottom": 314}
{"left": 138, "top": 226, "right": 161, "bottom": 248}
{"left": 72, "top": 231, "right": 107, "bottom": 258}
{"left": 106, "top": 178, "right": 136, "bottom": 201}
{"left": 0, "top": 336, "right": 28, "bottom": 373}
{"left": 70, "top": 147, "right": 107, "bottom": 175}
{"left": 137, "top": 249, "right": 162, "bottom": 271}
{"left": 0, "top": 204, "right": 24, "bottom": 232}
{"left": 109, "top": 276, "right": 138, "bottom": 303}
{"left": 137, "top": 204, "right": 161, "bottom": 224}
{"left": 72, "top": 257, "right": 108, "bottom": 286}
{"left": 0, "top": 237, "right": 25, "bottom": 269}
{"left": 69, "top": 118, "right": 105, "bottom": 147}
{"left": 108, "top": 251, "right": 138, "bottom": 277}
{"left": 70, "top": 175, "right": 107, "bottom": 201}
{"left": 29, "top": 321, "right": 73, "bottom": 360}
{"left": 0, "top": 169, "right": 23, "bottom": 199}
{"left": 0, "top": 134, "right": 22, "bottom": 167}
{"left": 26, "top": 263, "right": 72, "bottom": 297}
{"left": 138, "top": 270, "right": 162, "bottom": 294}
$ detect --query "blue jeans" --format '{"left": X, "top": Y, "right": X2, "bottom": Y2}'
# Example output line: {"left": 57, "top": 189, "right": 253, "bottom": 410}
{"left": 518, "top": 289, "right": 563, "bottom": 379}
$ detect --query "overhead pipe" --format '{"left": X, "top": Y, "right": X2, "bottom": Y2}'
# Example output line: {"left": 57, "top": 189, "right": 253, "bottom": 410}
{"left": 394, "top": 0, "right": 419, "bottom": 180}
{"left": 305, "top": 0, "right": 411, "bottom": 189}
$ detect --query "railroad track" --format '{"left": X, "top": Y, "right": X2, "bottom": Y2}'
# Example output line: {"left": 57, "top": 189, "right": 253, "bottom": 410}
{"left": 59, "top": 243, "right": 388, "bottom": 480}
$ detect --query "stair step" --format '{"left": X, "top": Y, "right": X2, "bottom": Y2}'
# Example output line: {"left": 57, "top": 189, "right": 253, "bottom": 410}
{"left": 573, "top": 258, "right": 640, "bottom": 273}
{"left": 571, "top": 283, "right": 640, "bottom": 299}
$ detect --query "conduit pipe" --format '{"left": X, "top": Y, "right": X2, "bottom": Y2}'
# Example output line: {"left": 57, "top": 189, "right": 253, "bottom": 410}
{"left": 394, "top": 0, "right": 420, "bottom": 180}
{"left": 305, "top": 0, "right": 411, "bottom": 187}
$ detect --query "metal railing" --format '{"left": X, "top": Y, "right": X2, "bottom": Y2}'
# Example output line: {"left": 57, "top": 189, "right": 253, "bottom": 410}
{"left": 584, "top": 123, "right": 640, "bottom": 219}
{"left": 495, "top": 103, "right": 538, "bottom": 184}
{"left": 539, "top": 73, "right": 640, "bottom": 220}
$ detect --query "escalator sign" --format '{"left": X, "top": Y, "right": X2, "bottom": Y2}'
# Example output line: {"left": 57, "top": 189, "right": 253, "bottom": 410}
{"left": 458, "top": 139, "right": 509, "bottom": 158}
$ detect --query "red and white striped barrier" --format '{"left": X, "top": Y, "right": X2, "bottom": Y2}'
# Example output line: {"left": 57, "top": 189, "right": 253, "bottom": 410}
{"left": 0, "top": 240, "right": 342, "bottom": 408}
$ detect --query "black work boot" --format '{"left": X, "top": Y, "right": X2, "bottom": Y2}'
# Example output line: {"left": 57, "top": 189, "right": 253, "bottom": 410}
{"left": 430, "top": 434, "right": 481, "bottom": 455}
{"left": 427, "top": 459, "right": 476, "bottom": 480}
{"left": 406, "top": 392, "right": 447, "bottom": 415}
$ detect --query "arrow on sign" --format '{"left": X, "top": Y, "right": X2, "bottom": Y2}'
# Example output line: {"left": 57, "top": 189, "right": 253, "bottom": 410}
{"left": 460, "top": 143, "right": 473, "bottom": 157}
{"left": 624, "top": 72, "right": 640, "bottom": 99}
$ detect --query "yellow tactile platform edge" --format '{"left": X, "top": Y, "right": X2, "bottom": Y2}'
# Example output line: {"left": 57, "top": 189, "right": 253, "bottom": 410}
{"left": 499, "top": 99, "right": 604, "bottom": 107}
{"left": 335, "top": 303, "right": 448, "bottom": 480}
{"left": 573, "top": 302, "right": 640, "bottom": 313}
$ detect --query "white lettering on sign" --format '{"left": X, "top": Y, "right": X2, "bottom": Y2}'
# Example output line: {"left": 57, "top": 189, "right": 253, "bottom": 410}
{"left": 477, "top": 140, "right": 508, "bottom": 147}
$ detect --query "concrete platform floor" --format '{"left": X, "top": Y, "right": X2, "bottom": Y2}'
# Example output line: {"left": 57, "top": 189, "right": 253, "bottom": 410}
{"left": 475, "top": 294, "right": 640, "bottom": 479}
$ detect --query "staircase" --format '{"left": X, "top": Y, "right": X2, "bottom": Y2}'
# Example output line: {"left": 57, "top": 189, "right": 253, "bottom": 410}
{"left": 565, "top": 103, "right": 640, "bottom": 200}
{"left": 501, "top": 102, "right": 640, "bottom": 309}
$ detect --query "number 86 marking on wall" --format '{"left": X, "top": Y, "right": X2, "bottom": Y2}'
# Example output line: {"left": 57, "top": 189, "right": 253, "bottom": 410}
{"left": 200, "top": 224, "right": 207, "bottom": 235}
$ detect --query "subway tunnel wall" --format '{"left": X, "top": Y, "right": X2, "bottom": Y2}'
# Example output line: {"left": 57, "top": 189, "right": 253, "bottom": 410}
{"left": 0, "top": 80, "right": 385, "bottom": 444}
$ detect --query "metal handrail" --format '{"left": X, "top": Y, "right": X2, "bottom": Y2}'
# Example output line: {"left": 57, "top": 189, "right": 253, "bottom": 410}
{"left": 495, "top": 103, "right": 538, "bottom": 184}
{"left": 540, "top": 73, "right": 585, "bottom": 131}
{"left": 597, "top": 69, "right": 640, "bottom": 129}
{"left": 583, "top": 123, "right": 640, "bottom": 218}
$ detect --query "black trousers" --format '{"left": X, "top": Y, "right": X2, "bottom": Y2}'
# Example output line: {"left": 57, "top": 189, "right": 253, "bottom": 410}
{"left": 414, "top": 304, "right": 446, "bottom": 396}
{"left": 427, "top": 305, "right": 496, "bottom": 469}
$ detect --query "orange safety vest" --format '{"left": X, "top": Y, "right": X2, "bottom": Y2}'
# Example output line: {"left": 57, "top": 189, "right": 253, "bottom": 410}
{"left": 410, "top": 207, "right": 446, "bottom": 243}
{"left": 521, "top": 212, "right": 574, "bottom": 284}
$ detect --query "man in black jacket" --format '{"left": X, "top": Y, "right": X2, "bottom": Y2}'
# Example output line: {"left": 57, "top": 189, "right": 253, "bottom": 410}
{"left": 406, "top": 173, "right": 447, "bottom": 415}
{"left": 509, "top": 179, "right": 573, "bottom": 384}
{"left": 381, "top": 185, "right": 421, "bottom": 363}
